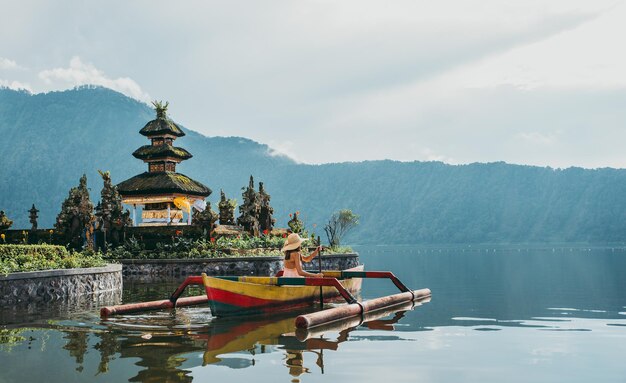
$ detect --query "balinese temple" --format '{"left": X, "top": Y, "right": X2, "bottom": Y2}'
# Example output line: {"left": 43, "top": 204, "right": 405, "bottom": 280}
{"left": 117, "top": 101, "right": 211, "bottom": 226}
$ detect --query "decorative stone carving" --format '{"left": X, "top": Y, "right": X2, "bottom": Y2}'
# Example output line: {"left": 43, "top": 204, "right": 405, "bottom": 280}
{"left": 0, "top": 264, "right": 122, "bottom": 306}
{"left": 218, "top": 190, "right": 236, "bottom": 226}
{"left": 258, "top": 182, "right": 275, "bottom": 233}
{"left": 29, "top": 204, "right": 39, "bottom": 231}
{"left": 0, "top": 210, "right": 13, "bottom": 231}
{"left": 54, "top": 174, "right": 95, "bottom": 249}
{"left": 237, "top": 176, "right": 260, "bottom": 236}
{"left": 192, "top": 201, "right": 218, "bottom": 235}
{"left": 96, "top": 170, "right": 132, "bottom": 248}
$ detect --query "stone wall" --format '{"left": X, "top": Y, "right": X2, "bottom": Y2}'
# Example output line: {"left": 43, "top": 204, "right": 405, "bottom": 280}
{"left": 0, "top": 264, "right": 123, "bottom": 306}
{"left": 121, "top": 253, "right": 360, "bottom": 277}
{"left": 302, "top": 253, "right": 361, "bottom": 272}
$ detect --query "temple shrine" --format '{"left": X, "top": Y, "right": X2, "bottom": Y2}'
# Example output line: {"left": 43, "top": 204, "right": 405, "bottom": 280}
{"left": 117, "top": 101, "right": 211, "bottom": 226}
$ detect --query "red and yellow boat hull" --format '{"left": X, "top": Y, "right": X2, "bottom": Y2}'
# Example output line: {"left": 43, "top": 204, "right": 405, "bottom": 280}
{"left": 202, "top": 266, "right": 364, "bottom": 317}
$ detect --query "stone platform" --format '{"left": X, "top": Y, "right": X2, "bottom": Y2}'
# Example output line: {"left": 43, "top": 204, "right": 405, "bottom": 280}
{"left": 0, "top": 264, "right": 122, "bottom": 306}
{"left": 120, "top": 253, "right": 361, "bottom": 277}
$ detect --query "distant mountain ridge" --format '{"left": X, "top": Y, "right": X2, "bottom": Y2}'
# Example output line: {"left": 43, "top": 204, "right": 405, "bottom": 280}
{"left": 1, "top": 86, "right": 625, "bottom": 244}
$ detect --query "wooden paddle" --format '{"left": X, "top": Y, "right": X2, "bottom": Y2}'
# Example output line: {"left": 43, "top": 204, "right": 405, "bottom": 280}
{"left": 317, "top": 235, "right": 323, "bottom": 307}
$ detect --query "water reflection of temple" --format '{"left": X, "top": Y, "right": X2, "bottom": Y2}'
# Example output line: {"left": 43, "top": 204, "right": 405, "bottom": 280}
{"left": 117, "top": 332, "right": 204, "bottom": 382}
{"left": 52, "top": 304, "right": 416, "bottom": 382}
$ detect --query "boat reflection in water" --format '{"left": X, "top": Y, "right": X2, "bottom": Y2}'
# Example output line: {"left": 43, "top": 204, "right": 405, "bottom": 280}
{"left": 192, "top": 299, "right": 428, "bottom": 378}
{"left": 79, "top": 296, "right": 429, "bottom": 381}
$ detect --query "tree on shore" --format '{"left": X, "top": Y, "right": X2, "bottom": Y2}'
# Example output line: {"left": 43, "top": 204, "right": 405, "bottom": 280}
{"left": 324, "top": 209, "right": 359, "bottom": 248}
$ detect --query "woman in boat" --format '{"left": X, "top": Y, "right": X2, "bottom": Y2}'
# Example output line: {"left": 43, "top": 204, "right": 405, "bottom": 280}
{"left": 281, "top": 233, "right": 324, "bottom": 278}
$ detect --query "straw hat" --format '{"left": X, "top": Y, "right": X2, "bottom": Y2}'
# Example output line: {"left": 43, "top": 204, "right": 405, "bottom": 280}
{"left": 281, "top": 233, "right": 309, "bottom": 252}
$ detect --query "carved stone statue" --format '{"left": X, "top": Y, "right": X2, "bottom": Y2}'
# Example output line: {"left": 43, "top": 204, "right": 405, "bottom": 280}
{"left": 237, "top": 175, "right": 260, "bottom": 236}
{"left": 153, "top": 100, "right": 169, "bottom": 119}
{"left": 218, "top": 190, "right": 236, "bottom": 225}
{"left": 258, "top": 182, "right": 275, "bottom": 233}
{"left": 97, "top": 170, "right": 132, "bottom": 247}
{"left": 193, "top": 201, "right": 219, "bottom": 235}
{"left": 0, "top": 210, "right": 13, "bottom": 231}
{"left": 54, "top": 174, "right": 95, "bottom": 249}
{"left": 29, "top": 204, "right": 39, "bottom": 231}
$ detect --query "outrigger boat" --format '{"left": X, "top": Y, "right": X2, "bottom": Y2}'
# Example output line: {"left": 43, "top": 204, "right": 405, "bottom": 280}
{"left": 101, "top": 266, "right": 431, "bottom": 329}
{"left": 201, "top": 265, "right": 365, "bottom": 317}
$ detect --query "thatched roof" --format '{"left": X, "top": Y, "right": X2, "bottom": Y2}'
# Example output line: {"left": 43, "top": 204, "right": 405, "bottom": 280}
{"left": 132, "top": 145, "right": 192, "bottom": 161}
{"left": 139, "top": 117, "right": 185, "bottom": 137}
{"left": 117, "top": 172, "right": 211, "bottom": 197}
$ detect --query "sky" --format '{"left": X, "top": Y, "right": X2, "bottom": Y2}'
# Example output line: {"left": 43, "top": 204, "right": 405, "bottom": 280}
{"left": 1, "top": 0, "right": 625, "bottom": 169}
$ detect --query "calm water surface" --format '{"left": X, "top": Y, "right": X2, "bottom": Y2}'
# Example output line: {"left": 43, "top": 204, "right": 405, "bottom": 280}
{"left": 1, "top": 245, "right": 625, "bottom": 382}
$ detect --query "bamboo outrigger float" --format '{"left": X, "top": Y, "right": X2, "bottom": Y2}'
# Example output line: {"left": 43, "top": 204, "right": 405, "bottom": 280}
{"left": 100, "top": 268, "right": 431, "bottom": 329}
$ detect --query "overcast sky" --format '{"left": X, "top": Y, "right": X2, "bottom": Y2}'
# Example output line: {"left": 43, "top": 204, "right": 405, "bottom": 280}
{"left": 1, "top": 0, "right": 625, "bottom": 168}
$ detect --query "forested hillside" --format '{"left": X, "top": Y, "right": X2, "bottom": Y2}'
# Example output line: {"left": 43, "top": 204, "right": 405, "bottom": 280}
{"left": 1, "top": 87, "right": 624, "bottom": 244}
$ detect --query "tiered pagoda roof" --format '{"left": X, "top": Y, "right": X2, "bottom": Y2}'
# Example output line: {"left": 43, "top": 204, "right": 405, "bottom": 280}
{"left": 117, "top": 101, "right": 211, "bottom": 199}
{"left": 139, "top": 117, "right": 185, "bottom": 137}
{"left": 117, "top": 172, "right": 211, "bottom": 197}
{"left": 132, "top": 144, "right": 192, "bottom": 161}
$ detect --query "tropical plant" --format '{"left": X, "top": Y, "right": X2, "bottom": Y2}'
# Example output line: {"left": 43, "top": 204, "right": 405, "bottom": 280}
{"left": 287, "top": 211, "right": 304, "bottom": 234}
{"left": 324, "top": 209, "right": 359, "bottom": 248}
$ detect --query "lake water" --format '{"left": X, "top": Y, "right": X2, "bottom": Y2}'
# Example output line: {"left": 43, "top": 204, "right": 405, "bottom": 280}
{"left": 1, "top": 245, "right": 625, "bottom": 382}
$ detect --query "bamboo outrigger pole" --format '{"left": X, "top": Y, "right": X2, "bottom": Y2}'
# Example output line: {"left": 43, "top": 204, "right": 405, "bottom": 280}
{"left": 100, "top": 271, "right": 431, "bottom": 330}
{"left": 100, "top": 276, "right": 207, "bottom": 316}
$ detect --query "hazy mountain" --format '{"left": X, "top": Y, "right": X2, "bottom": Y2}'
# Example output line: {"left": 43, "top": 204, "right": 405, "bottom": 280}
{"left": 1, "top": 86, "right": 624, "bottom": 244}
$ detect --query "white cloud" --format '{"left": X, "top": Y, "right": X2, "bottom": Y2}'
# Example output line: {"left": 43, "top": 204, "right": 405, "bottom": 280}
{"left": 515, "top": 132, "right": 559, "bottom": 145}
{"left": 446, "top": 2, "right": 626, "bottom": 91}
{"left": 0, "top": 57, "right": 22, "bottom": 70}
{"left": 266, "top": 140, "right": 301, "bottom": 162}
{"left": 38, "top": 56, "right": 150, "bottom": 101}
{"left": 2, "top": 1, "right": 625, "bottom": 168}
{"left": 420, "top": 147, "right": 457, "bottom": 164}
{"left": 0, "top": 79, "right": 32, "bottom": 92}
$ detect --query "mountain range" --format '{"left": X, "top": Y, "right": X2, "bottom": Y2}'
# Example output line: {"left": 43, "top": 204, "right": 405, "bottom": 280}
{"left": 1, "top": 86, "right": 624, "bottom": 244}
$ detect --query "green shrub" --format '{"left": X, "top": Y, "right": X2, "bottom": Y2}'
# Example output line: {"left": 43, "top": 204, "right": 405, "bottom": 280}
{"left": 0, "top": 328, "right": 28, "bottom": 353}
{"left": 0, "top": 244, "right": 107, "bottom": 275}
{"left": 95, "top": 232, "right": 354, "bottom": 261}
{"left": 215, "top": 234, "right": 288, "bottom": 250}
{"left": 327, "top": 246, "right": 354, "bottom": 254}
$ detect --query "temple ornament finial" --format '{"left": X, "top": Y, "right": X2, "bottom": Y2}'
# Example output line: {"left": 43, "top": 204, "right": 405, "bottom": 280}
{"left": 152, "top": 100, "right": 169, "bottom": 119}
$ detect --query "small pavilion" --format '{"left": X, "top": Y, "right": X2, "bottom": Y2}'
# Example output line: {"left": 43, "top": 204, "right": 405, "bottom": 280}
{"left": 117, "top": 101, "right": 211, "bottom": 226}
